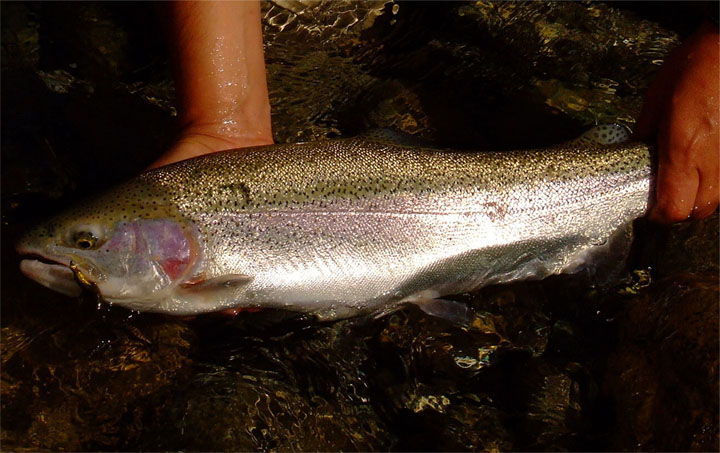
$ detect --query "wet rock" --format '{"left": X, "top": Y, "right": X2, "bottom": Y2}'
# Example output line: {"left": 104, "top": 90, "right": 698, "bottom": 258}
{"left": 639, "top": 212, "right": 720, "bottom": 277}
{"left": 604, "top": 273, "right": 719, "bottom": 452}
{"left": 135, "top": 317, "right": 393, "bottom": 451}
{"left": 141, "top": 369, "right": 390, "bottom": 451}
{"left": 454, "top": 1, "right": 680, "bottom": 128}
{"left": 1, "top": 2, "right": 40, "bottom": 70}
{"left": 1, "top": 312, "right": 195, "bottom": 451}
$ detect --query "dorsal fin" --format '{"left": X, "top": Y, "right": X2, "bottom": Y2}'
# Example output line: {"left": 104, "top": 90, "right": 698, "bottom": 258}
{"left": 357, "top": 129, "right": 435, "bottom": 148}
{"left": 569, "top": 124, "right": 631, "bottom": 147}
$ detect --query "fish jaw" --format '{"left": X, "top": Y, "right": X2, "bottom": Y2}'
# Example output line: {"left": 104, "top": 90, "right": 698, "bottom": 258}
{"left": 17, "top": 245, "right": 82, "bottom": 297}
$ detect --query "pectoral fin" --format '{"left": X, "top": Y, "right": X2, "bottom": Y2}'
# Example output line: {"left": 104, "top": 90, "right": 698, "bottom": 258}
{"left": 180, "top": 274, "right": 253, "bottom": 293}
{"left": 173, "top": 274, "right": 254, "bottom": 312}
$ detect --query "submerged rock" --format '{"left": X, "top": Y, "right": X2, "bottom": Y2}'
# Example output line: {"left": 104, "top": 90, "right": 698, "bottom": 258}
{"left": 605, "top": 272, "right": 719, "bottom": 452}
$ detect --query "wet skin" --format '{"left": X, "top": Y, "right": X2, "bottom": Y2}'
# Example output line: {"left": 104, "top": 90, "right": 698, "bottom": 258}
{"left": 150, "top": 1, "right": 273, "bottom": 170}
{"left": 635, "top": 21, "right": 720, "bottom": 223}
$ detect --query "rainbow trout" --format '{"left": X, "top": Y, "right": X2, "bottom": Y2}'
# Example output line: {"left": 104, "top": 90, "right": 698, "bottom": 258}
{"left": 17, "top": 125, "right": 651, "bottom": 320}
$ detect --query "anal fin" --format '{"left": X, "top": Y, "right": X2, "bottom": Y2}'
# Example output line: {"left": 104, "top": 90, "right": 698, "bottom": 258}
{"left": 408, "top": 298, "right": 475, "bottom": 329}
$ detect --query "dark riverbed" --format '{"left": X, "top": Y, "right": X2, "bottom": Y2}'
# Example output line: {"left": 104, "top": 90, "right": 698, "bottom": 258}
{"left": 2, "top": 2, "right": 717, "bottom": 451}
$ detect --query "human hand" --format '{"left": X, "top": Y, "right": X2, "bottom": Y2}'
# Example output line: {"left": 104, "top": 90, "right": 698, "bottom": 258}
{"left": 634, "top": 21, "right": 719, "bottom": 223}
{"left": 149, "top": 122, "right": 273, "bottom": 169}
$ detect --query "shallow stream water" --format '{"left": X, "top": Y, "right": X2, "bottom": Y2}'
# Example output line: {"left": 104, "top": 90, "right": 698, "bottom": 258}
{"left": 1, "top": 2, "right": 718, "bottom": 451}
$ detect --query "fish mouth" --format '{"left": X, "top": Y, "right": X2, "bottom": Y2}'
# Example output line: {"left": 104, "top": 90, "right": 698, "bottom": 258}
{"left": 17, "top": 248, "right": 82, "bottom": 297}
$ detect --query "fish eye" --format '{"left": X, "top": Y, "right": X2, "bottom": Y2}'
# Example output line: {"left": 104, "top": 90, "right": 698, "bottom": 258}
{"left": 66, "top": 224, "right": 106, "bottom": 250}
{"left": 74, "top": 232, "right": 97, "bottom": 249}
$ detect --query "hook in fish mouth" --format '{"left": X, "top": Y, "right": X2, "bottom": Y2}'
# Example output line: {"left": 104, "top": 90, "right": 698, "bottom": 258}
{"left": 69, "top": 260, "right": 101, "bottom": 295}
{"left": 19, "top": 259, "right": 80, "bottom": 297}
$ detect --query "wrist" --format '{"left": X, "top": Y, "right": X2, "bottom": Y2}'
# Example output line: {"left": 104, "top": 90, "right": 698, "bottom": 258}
{"left": 177, "top": 119, "right": 274, "bottom": 149}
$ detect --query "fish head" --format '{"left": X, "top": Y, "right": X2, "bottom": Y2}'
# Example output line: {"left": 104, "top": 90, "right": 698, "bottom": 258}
{"left": 16, "top": 183, "right": 201, "bottom": 309}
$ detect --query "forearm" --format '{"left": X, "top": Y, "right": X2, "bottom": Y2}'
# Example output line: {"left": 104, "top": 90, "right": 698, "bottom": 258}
{"left": 162, "top": 1, "right": 272, "bottom": 146}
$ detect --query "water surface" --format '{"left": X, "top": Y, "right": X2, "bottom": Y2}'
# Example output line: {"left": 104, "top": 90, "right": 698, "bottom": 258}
{"left": 1, "top": 2, "right": 717, "bottom": 451}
